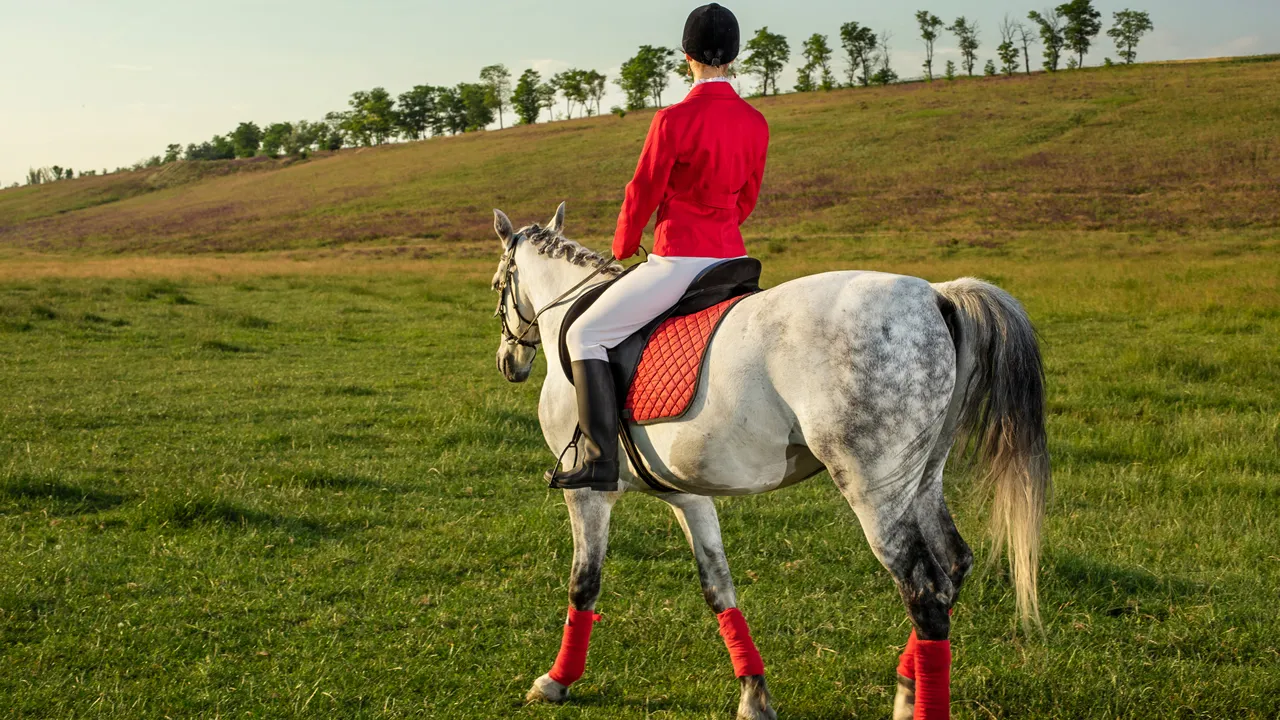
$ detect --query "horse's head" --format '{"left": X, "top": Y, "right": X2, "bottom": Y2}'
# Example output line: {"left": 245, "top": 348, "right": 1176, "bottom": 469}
{"left": 491, "top": 204, "right": 565, "bottom": 382}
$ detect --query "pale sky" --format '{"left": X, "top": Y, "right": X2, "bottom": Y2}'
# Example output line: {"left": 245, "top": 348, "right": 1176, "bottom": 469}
{"left": 2, "top": 0, "right": 1276, "bottom": 187}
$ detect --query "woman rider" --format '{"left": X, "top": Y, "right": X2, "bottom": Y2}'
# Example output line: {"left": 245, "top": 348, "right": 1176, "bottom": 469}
{"left": 550, "top": 3, "right": 770, "bottom": 491}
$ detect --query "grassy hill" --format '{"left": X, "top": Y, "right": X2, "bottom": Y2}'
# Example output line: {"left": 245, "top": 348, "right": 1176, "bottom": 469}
{"left": 2, "top": 56, "right": 1278, "bottom": 255}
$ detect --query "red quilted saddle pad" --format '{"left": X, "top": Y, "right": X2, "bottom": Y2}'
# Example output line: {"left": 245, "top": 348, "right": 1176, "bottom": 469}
{"left": 624, "top": 295, "right": 750, "bottom": 424}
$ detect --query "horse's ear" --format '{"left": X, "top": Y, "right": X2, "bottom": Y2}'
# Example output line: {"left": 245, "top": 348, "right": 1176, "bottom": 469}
{"left": 547, "top": 202, "right": 566, "bottom": 235}
{"left": 493, "top": 209, "right": 514, "bottom": 247}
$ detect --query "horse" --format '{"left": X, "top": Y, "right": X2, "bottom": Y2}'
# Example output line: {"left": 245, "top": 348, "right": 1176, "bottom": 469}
{"left": 491, "top": 203, "right": 1049, "bottom": 720}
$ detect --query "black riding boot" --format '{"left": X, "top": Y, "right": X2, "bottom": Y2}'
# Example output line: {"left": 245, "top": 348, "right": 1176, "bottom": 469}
{"left": 546, "top": 360, "right": 620, "bottom": 492}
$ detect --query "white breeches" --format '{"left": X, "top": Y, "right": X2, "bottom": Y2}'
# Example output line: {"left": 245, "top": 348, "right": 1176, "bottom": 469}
{"left": 566, "top": 254, "right": 742, "bottom": 362}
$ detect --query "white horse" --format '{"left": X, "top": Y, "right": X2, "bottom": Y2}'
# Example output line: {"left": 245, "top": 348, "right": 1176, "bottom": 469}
{"left": 492, "top": 204, "right": 1049, "bottom": 720}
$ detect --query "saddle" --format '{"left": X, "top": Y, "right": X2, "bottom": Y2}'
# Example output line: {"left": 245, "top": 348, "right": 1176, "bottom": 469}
{"left": 558, "top": 258, "right": 761, "bottom": 491}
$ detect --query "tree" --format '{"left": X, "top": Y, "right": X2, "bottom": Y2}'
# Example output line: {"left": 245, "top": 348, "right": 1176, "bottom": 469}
{"left": 537, "top": 80, "right": 557, "bottom": 121}
{"left": 1108, "top": 10, "right": 1154, "bottom": 64}
{"left": 185, "top": 134, "right": 235, "bottom": 161}
{"left": 1014, "top": 20, "right": 1038, "bottom": 74}
{"left": 984, "top": 59, "right": 998, "bottom": 76}
{"left": 945, "top": 60, "right": 957, "bottom": 81}
{"left": 741, "top": 27, "right": 790, "bottom": 96}
{"left": 552, "top": 70, "right": 590, "bottom": 119}
{"left": 998, "top": 16, "right": 1023, "bottom": 76}
{"left": 998, "top": 41, "right": 1021, "bottom": 76}
{"left": 345, "top": 88, "right": 397, "bottom": 145}
{"left": 479, "top": 64, "right": 512, "bottom": 129}
{"left": 616, "top": 54, "right": 650, "bottom": 110}
{"left": 1028, "top": 9, "right": 1067, "bottom": 72}
{"left": 457, "top": 83, "right": 495, "bottom": 131}
{"left": 230, "top": 122, "right": 262, "bottom": 158}
{"left": 645, "top": 48, "right": 678, "bottom": 107}
{"left": 286, "top": 120, "right": 326, "bottom": 155}
{"left": 583, "top": 70, "right": 607, "bottom": 116}
{"left": 948, "top": 17, "right": 981, "bottom": 77}
{"left": 321, "top": 112, "right": 349, "bottom": 150}
{"left": 796, "top": 34, "right": 834, "bottom": 92}
{"left": 839, "top": 22, "right": 878, "bottom": 87}
{"left": 396, "top": 85, "right": 439, "bottom": 140}
{"left": 512, "top": 69, "right": 544, "bottom": 125}
{"left": 1057, "top": 0, "right": 1102, "bottom": 68}
{"left": 163, "top": 144, "right": 182, "bottom": 163}
{"left": 870, "top": 31, "right": 897, "bottom": 85}
{"left": 259, "top": 122, "right": 294, "bottom": 157}
{"left": 916, "top": 11, "right": 945, "bottom": 81}
{"left": 616, "top": 46, "right": 677, "bottom": 110}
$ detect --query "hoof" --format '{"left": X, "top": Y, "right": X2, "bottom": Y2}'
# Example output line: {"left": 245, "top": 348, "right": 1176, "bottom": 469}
{"left": 892, "top": 675, "right": 916, "bottom": 720}
{"left": 525, "top": 674, "right": 569, "bottom": 704}
{"left": 737, "top": 675, "right": 777, "bottom": 720}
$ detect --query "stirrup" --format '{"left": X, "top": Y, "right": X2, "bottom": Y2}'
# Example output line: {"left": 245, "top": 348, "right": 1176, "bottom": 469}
{"left": 545, "top": 427, "right": 619, "bottom": 492}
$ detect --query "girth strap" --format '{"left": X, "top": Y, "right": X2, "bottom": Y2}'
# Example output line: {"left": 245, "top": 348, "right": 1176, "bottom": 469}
{"left": 617, "top": 420, "right": 679, "bottom": 493}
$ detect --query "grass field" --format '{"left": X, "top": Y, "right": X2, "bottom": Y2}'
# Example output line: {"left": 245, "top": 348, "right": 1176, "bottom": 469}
{"left": 2, "top": 229, "right": 1278, "bottom": 719}
{"left": 2, "top": 56, "right": 1279, "bottom": 719}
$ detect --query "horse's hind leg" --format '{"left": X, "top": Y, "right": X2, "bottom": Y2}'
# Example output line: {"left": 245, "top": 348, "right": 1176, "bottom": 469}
{"left": 664, "top": 494, "right": 776, "bottom": 720}
{"left": 820, "top": 449, "right": 968, "bottom": 720}
{"left": 526, "top": 489, "right": 619, "bottom": 705}
{"left": 892, "top": 478, "right": 973, "bottom": 720}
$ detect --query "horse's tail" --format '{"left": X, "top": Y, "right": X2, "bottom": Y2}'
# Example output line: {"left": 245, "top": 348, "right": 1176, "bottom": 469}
{"left": 932, "top": 277, "right": 1050, "bottom": 633}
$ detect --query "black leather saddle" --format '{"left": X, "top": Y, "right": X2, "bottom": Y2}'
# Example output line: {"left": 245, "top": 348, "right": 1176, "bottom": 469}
{"left": 556, "top": 257, "right": 760, "bottom": 494}
{"left": 558, "top": 257, "right": 762, "bottom": 397}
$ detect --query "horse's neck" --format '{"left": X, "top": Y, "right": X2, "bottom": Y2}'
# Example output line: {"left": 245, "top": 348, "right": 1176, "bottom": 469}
{"left": 519, "top": 244, "right": 598, "bottom": 354}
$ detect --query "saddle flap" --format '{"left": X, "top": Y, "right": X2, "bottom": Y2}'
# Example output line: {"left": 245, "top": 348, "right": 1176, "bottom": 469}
{"left": 559, "top": 257, "right": 762, "bottom": 388}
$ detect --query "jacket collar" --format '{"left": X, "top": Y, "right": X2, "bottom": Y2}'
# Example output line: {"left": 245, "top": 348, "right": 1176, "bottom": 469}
{"left": 685, "top": 81, "right": 739, "bottom": 100}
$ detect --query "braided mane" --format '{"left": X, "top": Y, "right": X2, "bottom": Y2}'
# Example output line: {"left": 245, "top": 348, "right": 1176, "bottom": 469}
{"left": 523, "top": 225, "right": 624, "bottom": 276}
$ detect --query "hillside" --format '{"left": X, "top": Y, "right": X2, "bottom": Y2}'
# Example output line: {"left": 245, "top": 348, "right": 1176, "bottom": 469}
{"left": 2, "top": 56, "right": 1279, "bottom": 255}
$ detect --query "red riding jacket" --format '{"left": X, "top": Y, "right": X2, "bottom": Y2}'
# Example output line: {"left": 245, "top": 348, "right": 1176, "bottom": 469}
{"left": 613, "top": 81, "right": 770, "bottom": 260}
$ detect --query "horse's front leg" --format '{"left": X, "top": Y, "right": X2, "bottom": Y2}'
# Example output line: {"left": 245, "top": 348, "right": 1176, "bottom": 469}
{"left": 526, "top": 488, "right": 619, "bottom": 704}
{"left": 665, "top": 494, "right": 777, "bottom": 720}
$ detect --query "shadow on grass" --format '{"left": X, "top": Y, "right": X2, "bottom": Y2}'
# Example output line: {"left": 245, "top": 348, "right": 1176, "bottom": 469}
{"left": 1047, "top": 553, "right": 1200, "bottom": 619}
{"left": 0, "top": 475, "right": 131, "bottom": 515}
{"left": 200, "top": 339, "right": 254, "bottom": 353}
{"left": 326, "top": 384, "right": 377, "bottom": 397}
{"left": 144, "top": 495, "right": 353, "bottom": 540}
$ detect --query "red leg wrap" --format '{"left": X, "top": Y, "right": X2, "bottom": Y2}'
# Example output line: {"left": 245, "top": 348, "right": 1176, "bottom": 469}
{"left": 913, "top": 639, "right": 952, "bottom": 720}
{"left": 717, "top": 608, "right": 765, "bottom": 677}
{"left": 547, "top": 607, "right": 600, "bottom": 687}
{"left": 897, "top": 629, "right": 920, "bottom": 680}
{"left": 900, "top": 609, "right": 953, "bottom": 681}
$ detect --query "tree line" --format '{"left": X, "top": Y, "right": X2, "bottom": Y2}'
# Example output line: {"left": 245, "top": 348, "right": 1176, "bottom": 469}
{"left": 22, "top": 2, "right": 1153, "bottom": 186}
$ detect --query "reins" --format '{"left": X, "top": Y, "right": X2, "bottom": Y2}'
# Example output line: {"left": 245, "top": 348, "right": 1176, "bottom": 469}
{"left": 494, "top": 228, "right": 627, "bottom": 352}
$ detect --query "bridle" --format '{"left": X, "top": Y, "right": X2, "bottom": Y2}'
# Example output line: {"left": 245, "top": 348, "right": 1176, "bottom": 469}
{"left": 493, "top": 231, "right": 541, "bottom": 351}
{"left": 493, "top": 225, "right": 618, "bottom": 356}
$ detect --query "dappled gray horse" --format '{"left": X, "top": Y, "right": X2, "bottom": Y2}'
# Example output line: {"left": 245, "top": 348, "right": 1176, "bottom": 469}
{"left": 492, "top": 204, "right": 1049, "bottom": 720}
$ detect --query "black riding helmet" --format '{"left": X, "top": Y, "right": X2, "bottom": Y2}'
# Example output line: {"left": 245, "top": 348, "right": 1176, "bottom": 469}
{"left": 682, "top": 3, "right": 740, "bottom": 67}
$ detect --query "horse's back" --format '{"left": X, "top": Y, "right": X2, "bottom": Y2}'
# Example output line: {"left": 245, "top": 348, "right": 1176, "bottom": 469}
{"left": 637, "top": 269, "right": 953, "bottom": 495}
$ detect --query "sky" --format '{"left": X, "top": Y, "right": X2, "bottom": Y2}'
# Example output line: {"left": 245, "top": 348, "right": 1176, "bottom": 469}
{"left": 2, "top": 0, "right": 1277, "bottom": 187}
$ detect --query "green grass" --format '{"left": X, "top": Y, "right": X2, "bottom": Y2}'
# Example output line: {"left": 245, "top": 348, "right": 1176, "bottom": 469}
{"left": 2, "top": 230, "right": 1277, "bottom": 718}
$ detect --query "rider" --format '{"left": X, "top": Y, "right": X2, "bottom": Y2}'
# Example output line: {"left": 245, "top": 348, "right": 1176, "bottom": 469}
{"left": 550, "top": 3, "right": 770, "bottom": 491}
